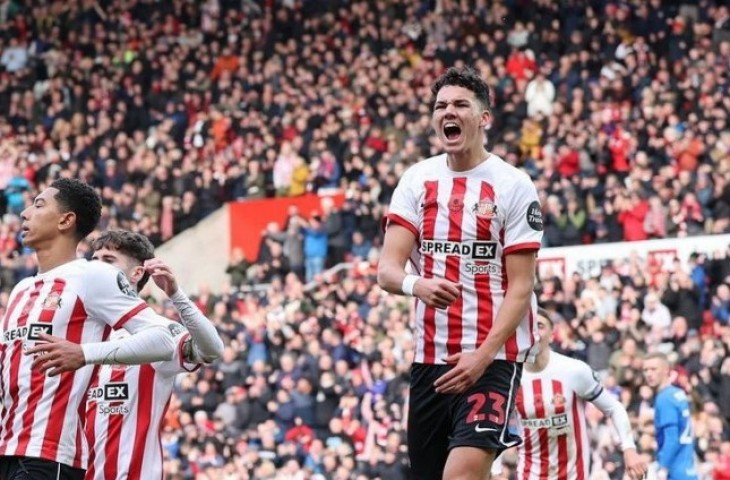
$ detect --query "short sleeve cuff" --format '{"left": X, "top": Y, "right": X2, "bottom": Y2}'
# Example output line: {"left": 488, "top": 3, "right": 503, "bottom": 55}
{"left": 503, "top": 242, "right": 541, "bottom": 255}
{"left": 386, "top": 213, "right": 419, "bottom": 238}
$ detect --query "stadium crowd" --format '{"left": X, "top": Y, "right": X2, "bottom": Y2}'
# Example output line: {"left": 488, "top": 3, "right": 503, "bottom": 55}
{"left": 1, "top": 0, "right": 730, "bottom": 478}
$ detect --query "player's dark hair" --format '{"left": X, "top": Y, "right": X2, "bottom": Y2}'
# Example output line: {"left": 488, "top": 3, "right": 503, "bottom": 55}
{"left": 537, "top": 307, "right": 553, "bottom": 326}
{"left": 92, "top": 230, "right": 155, "bottom": 290}
{"left": 50, "top": 178, "right": 102, "bottom": 240}
{"left": 431, "top": 66, "right": 492, "bottom": 111}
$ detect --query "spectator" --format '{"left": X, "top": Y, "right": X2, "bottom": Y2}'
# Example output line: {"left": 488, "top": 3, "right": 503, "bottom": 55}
{"left": 302, "top": 214, "right": 328, "bottom": 282}
{"left": 1, "top": 1, "right": 729, "bottom": 478}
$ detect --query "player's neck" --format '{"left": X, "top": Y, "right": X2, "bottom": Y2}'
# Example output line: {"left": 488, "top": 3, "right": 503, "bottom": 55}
{"left": 34, "top": 241, "right": 79, "bottom": 274}
{"left": 658, "top": 379, "right": 673, "bottom": 392}
{"left": 446, "top": 145, "right": 490, "bottom": 172}
{"left": 525, "top": 348, "right": 550, "bottom": 373}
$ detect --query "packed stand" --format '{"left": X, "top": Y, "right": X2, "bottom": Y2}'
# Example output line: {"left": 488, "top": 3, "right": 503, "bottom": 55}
{"left": 2, "top": 0, "right": 730, "bottom": 284}
{"left": 0, "top": 0, "right": 730, "bottom": 478}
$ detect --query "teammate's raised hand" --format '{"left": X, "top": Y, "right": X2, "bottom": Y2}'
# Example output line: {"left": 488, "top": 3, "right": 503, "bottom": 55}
{"left": 413, "top": 277, "right": 461, "bottom": 310}
{"left": 144, "top": 258, "right": 179, "bottom": 297}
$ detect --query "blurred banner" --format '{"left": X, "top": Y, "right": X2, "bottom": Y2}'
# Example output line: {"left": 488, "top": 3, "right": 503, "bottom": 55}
{"left": 537, "top": 234, "right": 730, "bottom": 280}
{"left": 229, "top": 192, "right": 345, "bottom": 262}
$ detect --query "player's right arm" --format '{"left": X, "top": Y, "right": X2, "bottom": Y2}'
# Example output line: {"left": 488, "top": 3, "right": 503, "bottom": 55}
{"left": 575, "top": 362, "right": 647, "bottom": 479}
{"left": 378, "top": 224, "right": 460, "bottom": 309}
{"left": 654, "top": 393, "right": 682, "bottom": 472}
{"left": 377, "top": 167, "right": 460, "bottom": 309}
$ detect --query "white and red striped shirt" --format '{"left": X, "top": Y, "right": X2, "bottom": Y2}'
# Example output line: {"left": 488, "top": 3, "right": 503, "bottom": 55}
{"left": 0, "top": 259, "right": 168, "bottom": 469}
{"left": 85, "top": 329, "right": 199, "bottom": 480}
{"left": 514, "top": 352, "right": 603, "bottom": 480}
{"left": 386, "top": 153, "right": 543, "bottom": 364}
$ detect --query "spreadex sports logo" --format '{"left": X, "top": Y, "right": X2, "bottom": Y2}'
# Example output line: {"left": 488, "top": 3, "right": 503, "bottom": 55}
{"left": 3, "top": 323, "right": 52, "bottom": 343}
{"left": 88, "top": 382, "right": 131, "bottom": 415}
{"left": 420, "top": 240, "right": 498, "bottom": 260}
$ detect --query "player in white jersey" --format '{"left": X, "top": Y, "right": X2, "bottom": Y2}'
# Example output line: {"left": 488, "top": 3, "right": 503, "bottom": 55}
{"left": 378, "top": 66, "right": 543, "bottom": 480}
{"left": 511, "top": 309, "right": 647, "bottom": 480}
{"left": 84, "top": 230, "right": 224, "bottom": 480}
{"left": 0, "top": 179, "right": 178, "bottom": 480}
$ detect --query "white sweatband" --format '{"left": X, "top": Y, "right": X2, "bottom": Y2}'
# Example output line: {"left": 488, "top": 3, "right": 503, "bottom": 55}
{"left": 401, "top": 275, "right": 420, "bottom": 296}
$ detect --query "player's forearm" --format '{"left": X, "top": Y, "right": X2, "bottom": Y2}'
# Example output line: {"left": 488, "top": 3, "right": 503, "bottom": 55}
{"left": 476, "top": 281, "right": 532, "bottom": 360}
{"left": 170, "top": 289, "right": 224, "bottom": 362}
{"left": 593, "top": 391, "right": 637, "bottom": 450}
{"left": 82, "top": 324, "right": 176, "bottom": 365}
{"left": 376, "top": 261, "right": 410, "bottom": 295}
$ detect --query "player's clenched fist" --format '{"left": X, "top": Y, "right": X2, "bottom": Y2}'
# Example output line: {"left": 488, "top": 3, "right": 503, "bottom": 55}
{"left": 413, "top": 278, "right": 461, "bottom": 309}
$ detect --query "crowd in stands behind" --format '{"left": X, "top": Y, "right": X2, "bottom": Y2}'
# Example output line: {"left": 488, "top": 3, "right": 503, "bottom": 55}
{"left": 1, "top": 0, "right": 730, "bottom": 478}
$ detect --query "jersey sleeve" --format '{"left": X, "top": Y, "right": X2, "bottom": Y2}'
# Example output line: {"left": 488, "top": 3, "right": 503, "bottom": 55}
{"left": 154, "top": 323, "right": 201, "bottom": 375}
{"left": 574, "top": 362, "right": 604, "bottom": 401}
{"left": 385, "top": 168, "right": 419, "bottom": 238}
{"left": 83, "top": 262, "right": 150, "bottom": 329}
{"left": 502, "top": 175, "right": 543, "bottom": 254}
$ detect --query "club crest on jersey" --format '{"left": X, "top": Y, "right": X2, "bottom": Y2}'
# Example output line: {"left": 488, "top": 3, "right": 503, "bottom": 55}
{"left": 42, "top": 292, "right": 62, "bottom": 310}
{"left": 472, "top": 201, "right": 497, "bottom": 218}
{"left": 448, "top": 196, "right": 465, "bottom": 212}
{"left": 552, "top": 393, "right": 566, "bottom": 408}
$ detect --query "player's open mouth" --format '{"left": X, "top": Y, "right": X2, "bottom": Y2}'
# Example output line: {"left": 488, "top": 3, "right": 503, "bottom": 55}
{"left": 443, "top": 122, "right": 462, "bottom": 141}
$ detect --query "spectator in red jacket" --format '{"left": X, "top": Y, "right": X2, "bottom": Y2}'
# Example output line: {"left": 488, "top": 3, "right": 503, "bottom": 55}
{"left": 617, "top": 192, "right": 650, "bottom": 241}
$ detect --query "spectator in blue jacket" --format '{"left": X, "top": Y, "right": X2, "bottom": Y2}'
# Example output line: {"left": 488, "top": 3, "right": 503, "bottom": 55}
{"left": 302, "top": 214, "right": 328, "bottom": 282}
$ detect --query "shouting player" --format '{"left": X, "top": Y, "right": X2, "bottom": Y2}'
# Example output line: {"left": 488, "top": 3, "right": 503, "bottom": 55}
{"left": 512, "top": 308, "right": 647, "bottom": 479}
{"left": 378, "top": 66, "right": 543, "bottom": 479}
{"left": 0, "top": 179, "right": 177, "bottom": 480}
{"left": 84, "top": 230, "right": 223, "bottom": 480}
{"left": 643, "top": 353, "right": 699, "bottom": 480}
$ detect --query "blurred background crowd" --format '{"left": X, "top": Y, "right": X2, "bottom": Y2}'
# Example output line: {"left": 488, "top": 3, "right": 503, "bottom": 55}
{"left": 1, "top": 0, "right": 730, "bottom": 478}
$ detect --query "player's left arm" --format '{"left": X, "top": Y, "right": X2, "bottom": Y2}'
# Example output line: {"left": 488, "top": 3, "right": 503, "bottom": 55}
{"left": 582, "top": 364, "right": 647, "bottom": 479}
{"left": 475, "top": 175, "right": 542, "bottom": 361}
{"left": 145, "top": 258, "right": 224, "bottom": 363}
{"left": 475, "top": 251, "right": 535, "bottom": 360}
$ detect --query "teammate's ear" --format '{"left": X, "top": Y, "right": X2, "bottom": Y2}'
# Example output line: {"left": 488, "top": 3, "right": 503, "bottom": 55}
{"left": 130, "top": 265, "right": 145, "bottom": 284}
{"left": 58, "top": 212, "right": 75, "bottom": 231}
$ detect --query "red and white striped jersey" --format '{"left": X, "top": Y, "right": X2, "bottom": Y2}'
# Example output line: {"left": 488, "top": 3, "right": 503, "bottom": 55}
{"left": 85, "top": 329, "right": 199, "bottom": 480}
{"left": 386, "top": 153, "right": 543, "bottom": 364}
{"left": 514, "top": 352, "right": 603, "bottom": 480}
{"left": 0, "top": 259, "right": 166, "bottom": 469}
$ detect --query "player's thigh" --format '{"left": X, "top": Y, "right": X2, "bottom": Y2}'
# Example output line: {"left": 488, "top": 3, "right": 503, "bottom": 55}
{"left": 443, "top": 446, "right": 496, "bottom": 480}
{"left": 408, "top": 363, "right": 451, "bottom": 480}
{"left": 448, "top": 360, "right": 523, "bottom": 456}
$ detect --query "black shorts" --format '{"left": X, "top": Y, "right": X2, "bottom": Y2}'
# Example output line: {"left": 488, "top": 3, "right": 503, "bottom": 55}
{"left": 407, "top": 360, "right": 523, "bottom": 480}
{"left": 0, "top": 456, "right": 85, "bottom": 480}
